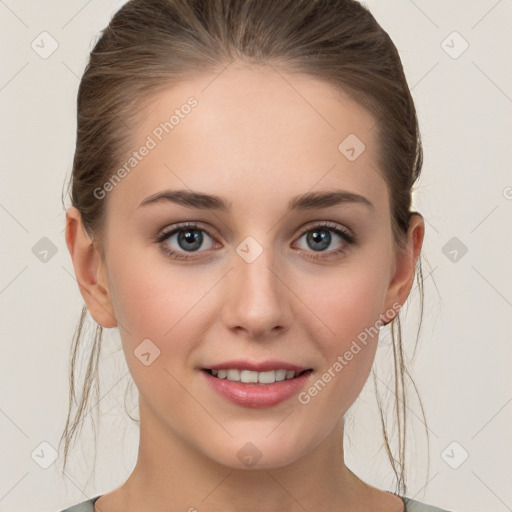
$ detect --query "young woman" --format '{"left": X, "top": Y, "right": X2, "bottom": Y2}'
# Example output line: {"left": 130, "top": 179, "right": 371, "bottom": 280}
{"left": 59, "top": 0, "right": 454, "bottom": 510}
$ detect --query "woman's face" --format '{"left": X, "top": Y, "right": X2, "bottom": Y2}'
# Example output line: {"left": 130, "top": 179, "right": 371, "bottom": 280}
{"left": 79, "top": 64, "right": 420, "bottom": 469}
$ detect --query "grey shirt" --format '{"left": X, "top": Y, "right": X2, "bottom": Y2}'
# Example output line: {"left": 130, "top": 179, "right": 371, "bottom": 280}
{"left": 58, "top": 494, "right": 455, "bottom": 511}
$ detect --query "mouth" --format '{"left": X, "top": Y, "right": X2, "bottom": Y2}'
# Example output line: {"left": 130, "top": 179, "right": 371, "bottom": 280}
{"left": 199, "top": 359, "right": 315, "bottom": 407}
{"left": 202, "top": 368, "right": 313, "bottom": 384}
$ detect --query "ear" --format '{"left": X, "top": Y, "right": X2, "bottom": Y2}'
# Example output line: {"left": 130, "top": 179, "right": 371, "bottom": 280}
{"left": 65, "top": 206, "right": 117, "bottom": 328}
{"left": 382, "top": 213, "right": 425, "bottom": 324}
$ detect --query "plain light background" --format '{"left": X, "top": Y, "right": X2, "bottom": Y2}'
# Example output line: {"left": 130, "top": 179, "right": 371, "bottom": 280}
{"left": 1, "top": 1, "right": 511, "bottom": 511}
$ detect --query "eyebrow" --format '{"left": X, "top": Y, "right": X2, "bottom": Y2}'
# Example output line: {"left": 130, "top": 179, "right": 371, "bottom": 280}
{"left": 138, "top": 189, "right": 374, "bottom": 211}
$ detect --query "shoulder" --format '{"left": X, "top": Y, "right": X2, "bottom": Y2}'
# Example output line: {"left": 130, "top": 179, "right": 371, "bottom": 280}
{"left": 58, "top": 494, "right": 455, "bottom": 512}
{"left": 58, "top": 495, "right": 101, "bottom": 512}
{"left": 403, "top": 496, "right": 455, "bottom": 512}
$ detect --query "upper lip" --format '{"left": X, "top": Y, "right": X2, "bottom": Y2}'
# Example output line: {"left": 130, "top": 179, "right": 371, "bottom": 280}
{"left": 202, "top": 360, "right": 311, "bottom": 373}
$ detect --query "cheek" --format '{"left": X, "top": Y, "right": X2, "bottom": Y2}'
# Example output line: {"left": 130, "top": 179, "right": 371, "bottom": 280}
{"left": 302, "top": 259, "right": 389, "bottom": 346}
{"left": 296, "top": 260, "right": 389, "bottom": 407}
{"left": 106, "top": 244, "right": 222, "bottom": 378}
{"left": 107, "top": 243, "right": 201, "bottom": 336}
{"left": 105, "top": 248, "right": 210, "bottom": 401}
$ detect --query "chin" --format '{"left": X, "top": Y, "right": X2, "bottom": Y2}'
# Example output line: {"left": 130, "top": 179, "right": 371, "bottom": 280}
{"left": 202, "top": 433, "right": 311, "bottom": 471}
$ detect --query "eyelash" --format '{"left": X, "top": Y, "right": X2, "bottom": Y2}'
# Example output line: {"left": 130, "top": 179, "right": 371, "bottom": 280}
{"left": 154, "top": 221, "right": 355, "bottom": 262}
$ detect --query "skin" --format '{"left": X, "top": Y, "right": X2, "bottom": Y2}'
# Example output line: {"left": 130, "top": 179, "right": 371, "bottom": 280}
{"left": 66, "top": 63, "right": 424, "bottom": 512}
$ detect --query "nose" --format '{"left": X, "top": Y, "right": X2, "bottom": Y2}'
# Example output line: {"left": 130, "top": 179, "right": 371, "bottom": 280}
{"left": 221, "top": 241, "right": 293, "bottom": 340}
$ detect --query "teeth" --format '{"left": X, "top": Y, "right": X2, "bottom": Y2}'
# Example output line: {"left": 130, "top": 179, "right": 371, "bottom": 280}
{"left": 241, "top": 370, "right": 259, "bottom": 383}
{"left": 257, "top": 370, "right": 276, "bottom": 384}
{"left": 226, "top": 369, "right": 240, "bottom": 381}
{"left": 275, "top": 369, "right": 287, "bottom": 381}
{"left": 209, "top": 369, "right": 299, "bottom": 383}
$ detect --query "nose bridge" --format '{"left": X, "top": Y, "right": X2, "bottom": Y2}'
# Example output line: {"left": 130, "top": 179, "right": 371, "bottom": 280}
{"left": 222, "top": 234, "right": 291, "bottom": 337}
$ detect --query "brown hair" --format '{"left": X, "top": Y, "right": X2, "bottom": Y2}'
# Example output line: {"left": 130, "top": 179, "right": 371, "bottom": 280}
{"left": 60, "top": 0, "right": 428, "bottom": 496}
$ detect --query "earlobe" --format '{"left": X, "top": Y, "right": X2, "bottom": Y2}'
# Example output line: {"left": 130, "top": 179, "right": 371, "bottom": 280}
{"left": 65, "top": 207, "right": 117, "bottom": 328}
{"left": 382, "top": 213, "right": 425, "bottom": 322}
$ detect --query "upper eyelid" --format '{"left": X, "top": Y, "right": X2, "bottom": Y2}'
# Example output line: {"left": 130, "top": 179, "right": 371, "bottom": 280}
{"left": 158, "top": 221, "right": 217, "bottom": 239}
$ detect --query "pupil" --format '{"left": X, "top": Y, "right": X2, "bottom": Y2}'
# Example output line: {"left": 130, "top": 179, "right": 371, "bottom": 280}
{"left": 308, "top": 230, "right": 330, "bottom": 251}
{"left": 178, "top": 230, "right": 203, "bottom": 251}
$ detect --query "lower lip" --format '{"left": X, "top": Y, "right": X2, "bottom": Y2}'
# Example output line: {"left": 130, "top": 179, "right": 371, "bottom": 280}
{"left": 201, "top": 370, "right": 313, "bottom": 408}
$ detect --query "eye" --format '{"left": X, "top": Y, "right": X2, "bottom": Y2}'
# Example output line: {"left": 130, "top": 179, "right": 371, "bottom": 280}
{"left": 155, "top": 222, "right": 220, "bottom": 260}
{"left": 154, "top": 221, "right": 355, "bottom": 262}
{"left": 294, "top": 222, "right": 355, "bottom": 260}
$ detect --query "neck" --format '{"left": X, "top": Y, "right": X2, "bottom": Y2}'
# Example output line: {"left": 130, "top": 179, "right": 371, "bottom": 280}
{"left": 121, "top": 398, "right": 376, "bottom": 512}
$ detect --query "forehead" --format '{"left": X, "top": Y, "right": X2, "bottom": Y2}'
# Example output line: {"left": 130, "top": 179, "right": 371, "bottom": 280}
{"left": 107, "top": 64, "right": 388, "bottom": 215}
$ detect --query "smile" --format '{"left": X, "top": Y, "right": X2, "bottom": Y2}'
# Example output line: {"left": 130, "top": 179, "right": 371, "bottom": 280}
{"left": 201, "top": 362, "right": 314, "bottom": 408}
{"left": 205, "top": 368, "right": 311, "bottom": 384}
